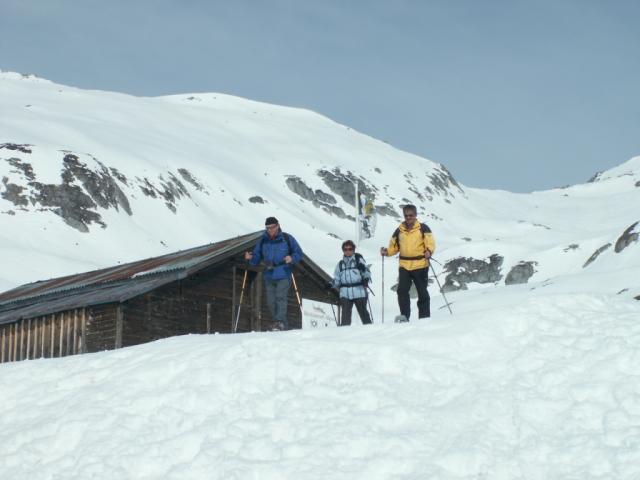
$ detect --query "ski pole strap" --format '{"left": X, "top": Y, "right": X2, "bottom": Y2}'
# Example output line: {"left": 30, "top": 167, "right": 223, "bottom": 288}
{"left": 399, "top": 255, "right": 425, "bottom": 260}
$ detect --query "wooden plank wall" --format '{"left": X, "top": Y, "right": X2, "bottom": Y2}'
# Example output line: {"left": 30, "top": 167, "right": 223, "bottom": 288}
{"left": 0, "top": 309, "right": 88, "bottom": 363}
{"left": 85, "top": 304, "right": 119, "bottom": 353}
{"left": 122, "top": 265, "right": 237, "bottom": 345}
{"left": 120, "top": 260, "right": 309, "bottom": 345}
{"left": 0, "top": 262, "right": 336, "bottom": 363}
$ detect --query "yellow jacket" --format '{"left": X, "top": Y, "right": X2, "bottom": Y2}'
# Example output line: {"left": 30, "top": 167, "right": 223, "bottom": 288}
{"left": 386, "top": 221, "right": 436, "bottom": 271}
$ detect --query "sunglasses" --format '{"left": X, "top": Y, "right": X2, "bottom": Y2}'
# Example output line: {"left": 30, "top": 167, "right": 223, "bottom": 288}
{"left": 404, "top": 213, "right": 416, "bottom": 218}
{"left": 265, "top": 224, "right": 279, "bottom": 230}
{"left": 342, "top": 247, "right": 354, "bottom": 251}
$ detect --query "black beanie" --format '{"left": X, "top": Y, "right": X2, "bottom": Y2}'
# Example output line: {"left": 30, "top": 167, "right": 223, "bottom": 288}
{"left": 265, "top": 216, "right": 279, "bottom": 225}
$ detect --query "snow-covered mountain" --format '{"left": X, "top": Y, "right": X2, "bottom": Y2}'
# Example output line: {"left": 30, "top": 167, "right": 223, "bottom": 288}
{"left": 1, "top": 72, "right": 640, "bottom": 479}
{"left": 1, "top": 71, "right": 639, "bottom": 304}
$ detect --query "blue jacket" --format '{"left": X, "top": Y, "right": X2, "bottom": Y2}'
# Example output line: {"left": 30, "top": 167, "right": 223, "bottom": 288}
{"left": 331, "top": 254, "right": 371, "bottom": 300}
{"left": 249, "top": 231, "right": 303, "bottom": 281}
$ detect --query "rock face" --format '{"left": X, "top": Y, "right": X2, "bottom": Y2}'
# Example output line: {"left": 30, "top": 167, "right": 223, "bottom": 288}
{"left": 0, "top": 143, "right": 32, "bottom": 154}
{"left": 177, "top": 168, "right": 207, "bottom": 193}
{"left": 505, "top": 261, "right": 537, "bottom": 285}
{"left": 583, "top": 243, "right": 612, "bottom": 268}
{"left": 317, "top": 168, "right": 377, "bottom": 206}
{"left": 614, "top": 222, "right": 639, "bottom": 253}
{"left": 1, "top": 146, "right": 209, "bottom": 231}
{"left": 62, "top": 154, "right": 132, "bottom": 215}
{"left": 248, "top": 196, "right": 265, "bottom": 204}
{"left": 285, "top": 175, "right": 348, "bottom": 219}
{"left": 442, "top": 254, "right": 504, "bottom": 292}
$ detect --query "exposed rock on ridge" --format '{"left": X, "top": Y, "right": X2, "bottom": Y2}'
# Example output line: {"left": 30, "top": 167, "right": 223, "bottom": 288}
{"left": 442, "top": 254, "right": 504, "bottom": 292}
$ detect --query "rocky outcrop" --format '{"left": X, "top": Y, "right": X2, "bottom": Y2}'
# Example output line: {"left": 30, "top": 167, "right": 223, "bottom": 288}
{"left": 316, "top": 168, "right": 377, "bottom": 206}
{"left": 587, "top": 171, "right": 603, "bottom": 183}
{"left": 375, "top": 203, "right": 401, "bottom": 219}
{"left": 1, "top": 147, "right": 209, "bottom": 230}
{"left": 29, "top": 181, "right": 104, "bottom": 231}
{"left": 427, "top": 165, "right": 464, "bottom": 197}
{"left": 1, "top": 176, "right": 29, "bottom": 207}
{"left": 505, "top": 261, "right": 537, "bottom": 285}
{"left": 249, "top": 196, "right": 265, "bottom": 204}
{"left": 583, "top": 243, "right": 611, "bottom": 268}
{"left": 178, "top": 168, "right": 207, "bottom": 193}
{"left": 614, "top": 222, "right": 639, "bottom": 253}
{"left": 62, "top": 154, "right": 131, "bottom": 215}
{"left": 442, "top": 254, "right": 504, "bottom": 292}
{"left": 285, "top": 176, "right": 315, "bottom": 202}
{"left": 285, "top": 175, "right": 347, "bottom": 218}
{"left": 0, "top": 143, "right": 32, "bottom": 154}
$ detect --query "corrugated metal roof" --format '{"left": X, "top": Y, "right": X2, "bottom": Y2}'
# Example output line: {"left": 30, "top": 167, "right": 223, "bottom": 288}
{"left": 0, "top": 231, "right": 264, "bottom": 325}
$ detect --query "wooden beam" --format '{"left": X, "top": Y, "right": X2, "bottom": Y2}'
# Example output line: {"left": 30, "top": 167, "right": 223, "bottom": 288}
{"left": 73, "top": 310, "right": 78, "bottom": 355}
{"left": 12, "top": 323, "right": 17, "bottom": 362}
{"left": 50, "top": 314, "right": 55, "bottom": 358}
{"left": 232, "top": 266, "right": 237, "bottom": 333}
{"left": 31, "top": 318, "right": 37, "bottom": 360}
{"left": 26, "top": 318, "right": 32, "bottom": 360}
{"left": 206, "top": 302, "right": 212, "bottom": 334}
{"left": 40, "top": 316, "right": 45, "bottom": 358}
{"left": 65, "top": 312, "right": 71, "bottom": 356}
{"left": 19, "top": 319, "right": 25, "bottom": 361}
{"left": 115, "top": 305, "right": 123, "bottom": 349}
{"left": 80, "top": 308, "right": 87, "bottom": 354}
{"left": 58, "top": 313, "right": 64, "bottom": 357}
{"left": 1, "top": 326, "right": 5, "bottom": 363}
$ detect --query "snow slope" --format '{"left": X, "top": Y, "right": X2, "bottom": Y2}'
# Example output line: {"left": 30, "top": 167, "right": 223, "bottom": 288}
{"left": 1, "top": 291, "right": 639, "bottom": 479}
{"left": 1, "top": 72, "right": 640, "bottom": 479}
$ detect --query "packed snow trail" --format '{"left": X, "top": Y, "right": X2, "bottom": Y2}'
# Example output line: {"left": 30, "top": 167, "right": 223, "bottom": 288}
{"left": 1, "top": 293, "right": 639, "bottom": 480}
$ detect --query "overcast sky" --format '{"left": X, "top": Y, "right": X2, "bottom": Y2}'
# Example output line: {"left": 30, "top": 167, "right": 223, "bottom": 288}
{"left": 1, "top": 0, "right": 639, "bottom": 192}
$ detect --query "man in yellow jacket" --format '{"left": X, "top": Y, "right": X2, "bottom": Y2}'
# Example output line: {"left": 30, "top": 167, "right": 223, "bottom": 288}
{"left": 380, "top": 204, "right": 436, "bottom": 320}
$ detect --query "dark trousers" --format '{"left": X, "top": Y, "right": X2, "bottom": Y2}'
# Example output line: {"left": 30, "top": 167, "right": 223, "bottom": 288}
{"left": 264, "top": 277, "right": 291, "bottom": 328}
{"left": 397, "top": 267, "right": 430, "bottom": 319}
{"left": 339, "top": 297, "right": 372, "bottom": 326}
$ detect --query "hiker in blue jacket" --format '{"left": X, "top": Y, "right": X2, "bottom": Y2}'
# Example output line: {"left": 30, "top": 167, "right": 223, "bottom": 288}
{"left": 329, "top": 240, "right": 372, "bottom": 326}
{"left": 245, "top": 217, "right": 303, "bottom": 330}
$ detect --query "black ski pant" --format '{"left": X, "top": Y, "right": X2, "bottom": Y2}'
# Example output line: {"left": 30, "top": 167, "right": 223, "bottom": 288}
{"left": 339, "top": 297, "right": 372, "bottom": 326}
{"left": 397, "top": 267, "right": 430, "bottom": 319}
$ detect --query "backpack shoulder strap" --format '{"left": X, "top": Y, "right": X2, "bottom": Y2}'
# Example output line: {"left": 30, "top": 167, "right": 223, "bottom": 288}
{"left": 420, "top": 222, "right": 431, "bottom": 234}
{"left": 282, "top": 232, "right": 293, "bottom": 255}
{"left": 392, "top": 227, "right": 400, "bottom": 246}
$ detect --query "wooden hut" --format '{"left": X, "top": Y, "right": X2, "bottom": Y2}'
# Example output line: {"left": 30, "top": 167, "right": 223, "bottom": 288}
{"left": 0, "top": 231, "right": 338, "bottom": 363}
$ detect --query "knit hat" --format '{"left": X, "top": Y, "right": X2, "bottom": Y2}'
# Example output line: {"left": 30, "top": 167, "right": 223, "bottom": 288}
{"left": 265, "top": 216, "right": 279, "bottom": 226}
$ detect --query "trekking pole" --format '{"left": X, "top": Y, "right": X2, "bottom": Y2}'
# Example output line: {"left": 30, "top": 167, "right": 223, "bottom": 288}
{"left": 429, "top": 261, "right": 453, "bottom": 315}
{"left": 363, "top": 281, "right": 375, "bottom": 324}
{"left": 366, "top": 294, "right": 375, "bottom": 324}
{"left": 329, "top": 300, "right": 339, "bottom": 326}
{"left": 381, "top": 255, "right": 385, "bottom": 323}
{"left": 291, "top": 272, "right": 305, "bottom": 324}
{"left": 233, "top": 269, "right": 249, "bottom": 332}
